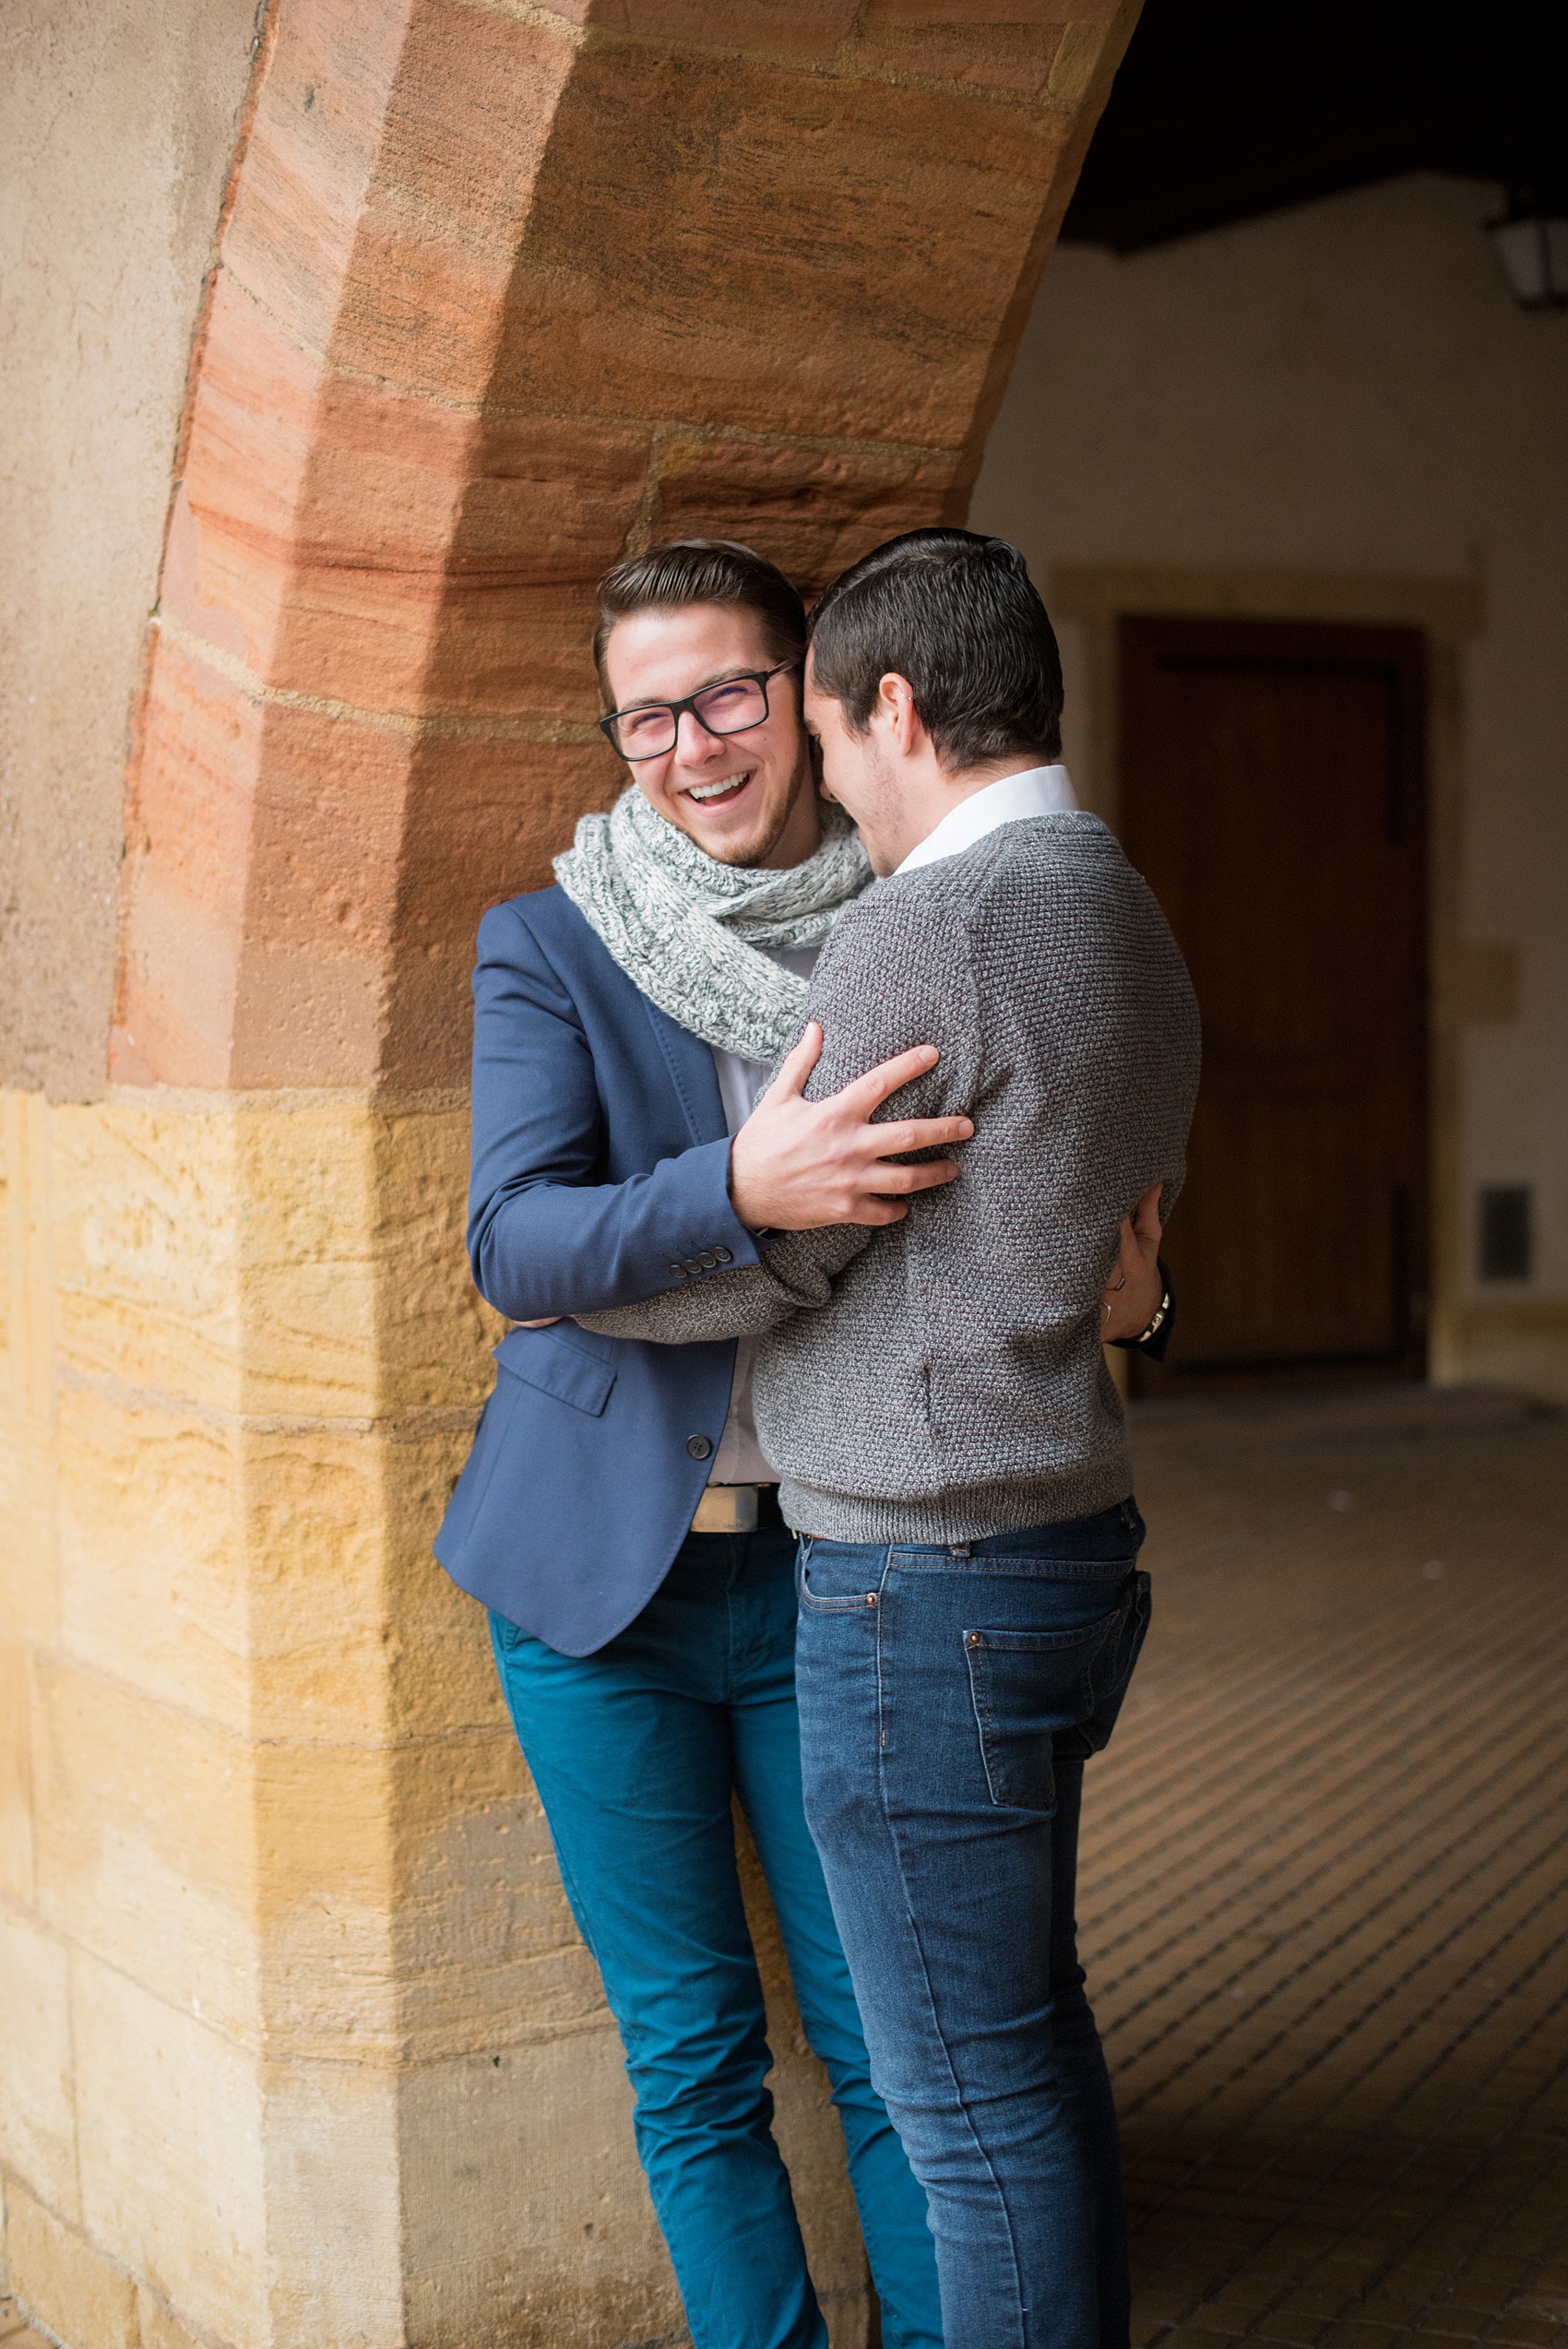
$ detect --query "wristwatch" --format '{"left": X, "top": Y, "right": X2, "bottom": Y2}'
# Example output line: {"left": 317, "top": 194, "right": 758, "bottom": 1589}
{"left": 1132, "top": 1286, "right": 1170, "bottom": 1348}
{"left": 1109, "top": 1258, "right": 1175, "bottom": 1355}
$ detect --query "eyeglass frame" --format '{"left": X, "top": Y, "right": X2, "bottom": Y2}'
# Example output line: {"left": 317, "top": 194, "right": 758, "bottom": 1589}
{"left": 598, "top": 661, "right": 800, "bottom": 762}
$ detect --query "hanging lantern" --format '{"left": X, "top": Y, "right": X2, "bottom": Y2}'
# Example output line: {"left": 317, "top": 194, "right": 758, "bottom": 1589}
{"left": 1487, "top": 206, "right": 1568, "bottom": 311}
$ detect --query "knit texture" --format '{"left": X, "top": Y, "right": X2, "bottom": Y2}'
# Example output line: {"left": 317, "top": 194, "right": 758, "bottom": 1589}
{"left": 553, "top": 786, "right": 871, "bottom": 1062}
{"left": 578, "top": 813, "right": 1201, "bottom": 1544}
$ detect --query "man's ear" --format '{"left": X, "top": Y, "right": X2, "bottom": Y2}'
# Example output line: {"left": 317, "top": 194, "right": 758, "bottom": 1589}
{"left": 875, "top": 672, "right": 922, "bottom": 758}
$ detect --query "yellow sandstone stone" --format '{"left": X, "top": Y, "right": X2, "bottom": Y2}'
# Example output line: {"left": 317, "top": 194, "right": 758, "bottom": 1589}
{"left": 0, "top": 1081, "right": 872, "bottom": 2340}
{"left": 6, "top": 2182, "right": 138, "bottom": 2349}
{"left": 49, "top": 1093, "right": 493, "bottom": 1422}
{"left": 0, "top": 1910, "right": 77, "bottom": 2224}
{"left": 72, "top": 1952, "right": 267, "bottom": 2349}
{"left": 0, "top": 1633, "right": 34, "bottom": 1906}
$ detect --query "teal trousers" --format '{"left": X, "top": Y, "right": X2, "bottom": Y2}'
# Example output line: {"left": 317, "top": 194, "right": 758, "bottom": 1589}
{"left": 490, "top": 1524, "right": 943, "bottom": 2349}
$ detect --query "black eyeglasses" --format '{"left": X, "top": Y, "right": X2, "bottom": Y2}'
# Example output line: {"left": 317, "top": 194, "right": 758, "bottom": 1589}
{"left": 599, "top": 663, "right": 798, "bottom": 762}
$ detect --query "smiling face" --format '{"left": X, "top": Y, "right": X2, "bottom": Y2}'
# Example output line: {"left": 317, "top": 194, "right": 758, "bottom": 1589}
{"left": 602, "top": 602, "right": 820, "bottom": 870}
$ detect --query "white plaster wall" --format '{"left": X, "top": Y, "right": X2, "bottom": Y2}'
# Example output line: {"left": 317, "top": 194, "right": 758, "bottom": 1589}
{"left": 973, "top": 172, "right": 1568, "bottom": 1310}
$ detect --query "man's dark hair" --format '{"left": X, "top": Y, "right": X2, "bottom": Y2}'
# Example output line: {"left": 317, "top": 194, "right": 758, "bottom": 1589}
{"left": 806, "top": 528, "right": 1063, "bottom": 768}
{"left": 593, "top": 540, "right": 807, "bottom": 701}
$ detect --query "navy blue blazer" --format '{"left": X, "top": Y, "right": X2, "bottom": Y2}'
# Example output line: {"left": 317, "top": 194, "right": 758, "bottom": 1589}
{"left": 434, "top": 886, "right": 767, "bottom": 1656}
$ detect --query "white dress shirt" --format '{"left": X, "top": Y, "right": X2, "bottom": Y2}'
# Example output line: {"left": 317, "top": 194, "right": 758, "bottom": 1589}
{"left": 893, "top": 762, "right": 1077, "bottom": 876}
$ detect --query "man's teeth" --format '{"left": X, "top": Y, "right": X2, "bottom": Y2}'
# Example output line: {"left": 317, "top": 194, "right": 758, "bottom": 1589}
{"left": 688, "top": 773, "right": 752, "bottom": 803}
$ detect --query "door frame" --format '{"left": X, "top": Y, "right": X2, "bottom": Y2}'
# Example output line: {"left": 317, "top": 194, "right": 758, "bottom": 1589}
{"left": 1048, "top": 563, "right": 1487, "bottom": 1394}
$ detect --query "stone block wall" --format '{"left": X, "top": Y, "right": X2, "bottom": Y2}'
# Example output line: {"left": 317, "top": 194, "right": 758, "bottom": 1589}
{"left": 0, "top": 0, "right": 1140, "bottom": 2336}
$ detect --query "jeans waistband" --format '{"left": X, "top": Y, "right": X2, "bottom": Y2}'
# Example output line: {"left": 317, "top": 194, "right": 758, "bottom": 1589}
{"left": 802, "top": 1497, "right": 1144, "bottom": 1564}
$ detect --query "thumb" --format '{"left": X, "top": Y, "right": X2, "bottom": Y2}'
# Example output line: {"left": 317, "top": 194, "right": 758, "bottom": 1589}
{"left": 1132, "top": 1181, "right": 1163, "bottom": 1243}
{"left": 760, "top": 1020, "right": 823, "bottom": 1107}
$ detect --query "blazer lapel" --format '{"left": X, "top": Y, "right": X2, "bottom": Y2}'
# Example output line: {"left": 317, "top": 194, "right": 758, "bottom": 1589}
{"left": 641, "top": 994, "right": 730, "bottom": 1147}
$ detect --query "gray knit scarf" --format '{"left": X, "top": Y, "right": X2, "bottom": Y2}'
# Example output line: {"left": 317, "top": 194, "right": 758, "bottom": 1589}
{"left": 555, "top": 787, "right": 873, "bottom": 1062}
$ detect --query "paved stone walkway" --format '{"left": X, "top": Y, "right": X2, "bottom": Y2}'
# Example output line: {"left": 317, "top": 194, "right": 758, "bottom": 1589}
{"left": 1089, "top": 1385, "right": 1568, "bottom": 2349}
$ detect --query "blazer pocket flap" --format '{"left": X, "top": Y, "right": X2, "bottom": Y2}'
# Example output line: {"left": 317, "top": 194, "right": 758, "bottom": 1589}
{"left": 494, "top": 1325, "right": 617, "bottom": 1417}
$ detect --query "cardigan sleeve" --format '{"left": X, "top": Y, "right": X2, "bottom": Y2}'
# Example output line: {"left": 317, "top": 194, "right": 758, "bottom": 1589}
{"left": 576, "top": 879, "right": 980, "bottom": 1345}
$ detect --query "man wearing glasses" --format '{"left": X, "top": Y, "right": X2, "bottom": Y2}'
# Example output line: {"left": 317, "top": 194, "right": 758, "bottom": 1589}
{"left": 435, "top": 540, "right": 1167, "bottom": 2349}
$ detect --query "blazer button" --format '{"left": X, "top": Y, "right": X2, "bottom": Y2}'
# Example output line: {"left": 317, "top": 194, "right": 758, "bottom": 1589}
{"left": 697, "top": 1251, "right": 719, "bottom": 1269}
{"left": 685, "top": 1433, "right": 713, "bottom": 1461}
{"left": 713, "top": 1247, "right": 733, "bottom": 1264}
{"left": 668, "top": 1264, "right": 686, "bottom": 1279}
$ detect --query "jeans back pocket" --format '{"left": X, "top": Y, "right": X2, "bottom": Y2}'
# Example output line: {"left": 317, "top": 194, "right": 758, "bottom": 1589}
{"left": 965, "top": 1572, "right": 1151, "bottom": 1811}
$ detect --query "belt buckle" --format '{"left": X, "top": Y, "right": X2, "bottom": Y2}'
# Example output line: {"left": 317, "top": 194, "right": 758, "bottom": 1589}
{"left": 692, "top": 1484, "right": 760, "bottom": 1534}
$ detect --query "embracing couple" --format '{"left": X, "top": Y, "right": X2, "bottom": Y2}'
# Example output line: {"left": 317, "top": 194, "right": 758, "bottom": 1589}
{"left": 435, "top": 529, "right": 1200, "bottom": 2349}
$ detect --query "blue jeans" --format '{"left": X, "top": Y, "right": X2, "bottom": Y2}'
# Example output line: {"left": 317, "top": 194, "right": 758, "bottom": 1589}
{"left": 794, "top": 1502, "right": 1151, "bottom": 2349}
{"left": 489, "top": 1527, "right": 944, "bottom": 2349}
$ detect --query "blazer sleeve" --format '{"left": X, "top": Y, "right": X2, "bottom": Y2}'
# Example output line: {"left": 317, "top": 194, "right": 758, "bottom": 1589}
{"left": 466, "top": 901, "right": 766, "bottom": 1323}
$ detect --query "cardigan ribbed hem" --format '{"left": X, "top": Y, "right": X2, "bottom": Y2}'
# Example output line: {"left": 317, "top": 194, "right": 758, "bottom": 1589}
{"left": 777, "top": 1448, "right": 1134, "bottom": 1548}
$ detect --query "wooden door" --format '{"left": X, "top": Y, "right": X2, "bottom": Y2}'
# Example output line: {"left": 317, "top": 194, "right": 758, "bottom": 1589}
{"left": 1119, "top": 617, "right": 1428, "bottom": 1391}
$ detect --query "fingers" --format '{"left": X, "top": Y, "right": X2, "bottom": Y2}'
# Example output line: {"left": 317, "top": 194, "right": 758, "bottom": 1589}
{"left": 1132, "top": 1180, "right": 1163, "bottom": 1241}
{"left": 761, "top": 1022, "right": 824, "bottom": 1106}
{"left": 837, "top": 1157, "right": 961, "bottom": 1222}
{"left": 839, "top": 1042, "right": 940, "bottom": 1116}
{"left": 847, "top": 1196, "right": 911, "bottom": 1226}
{"left": 868, "top": 1114, "right": 973, "bottom": 1156}
{"left": 902, "top": 1158, "right": 961, "bottom": 1192}
{"left": 859, "top": 1157, "right": 960, "bottom": 1195}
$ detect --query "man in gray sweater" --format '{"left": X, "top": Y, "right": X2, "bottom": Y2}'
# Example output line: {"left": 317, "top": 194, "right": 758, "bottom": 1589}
{"left": 585, "top": 530, "right": 1200, "bottom": 2349}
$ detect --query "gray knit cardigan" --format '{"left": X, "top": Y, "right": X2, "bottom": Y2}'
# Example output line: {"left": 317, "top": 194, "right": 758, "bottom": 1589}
{"left": 579, "top": 813, "right": 1202, "bottom": 1544}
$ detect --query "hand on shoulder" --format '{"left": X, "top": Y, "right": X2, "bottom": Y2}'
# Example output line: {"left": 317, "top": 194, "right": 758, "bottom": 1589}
{"left": 729, "top": 1022, "right": 974, "bottom": 1231}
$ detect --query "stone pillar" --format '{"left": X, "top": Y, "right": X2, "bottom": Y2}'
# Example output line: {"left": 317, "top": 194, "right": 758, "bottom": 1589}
{"left": 0, "top": 1, "right": 1140, "bottom": 2340}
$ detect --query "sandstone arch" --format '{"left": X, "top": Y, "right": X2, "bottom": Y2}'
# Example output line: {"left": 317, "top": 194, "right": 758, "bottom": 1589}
{"left": 5, "top": 1, "right": 1137, "bottom": 2335}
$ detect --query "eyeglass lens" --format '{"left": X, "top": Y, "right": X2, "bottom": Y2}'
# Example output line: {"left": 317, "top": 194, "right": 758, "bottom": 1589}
{"left": 611, "top": 675, "right": 769, "bottom": 759}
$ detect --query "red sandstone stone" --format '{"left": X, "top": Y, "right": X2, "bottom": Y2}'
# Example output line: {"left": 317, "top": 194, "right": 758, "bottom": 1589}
{"left": 486, "top": 48, "right": 1072, "bottom": 446}
{"left": 849, "top": 8, "right": 1070, "bottom": 95}
{"left": 377, "top": 736, "right": 620, "bottom": 1090}
{"left": 116, "top": 0, "right": 1138, "bottom": 1087}
{"left": 167, "top": 281, "right": 652, "bottom": 718}
{"left": 222, "top": 0, "right": 421, "bottom": 360}
{"left": 648, "top": 434, "right": 961, "bottom": 596}
{"left": 119, "top": 632, "right": 410, "bottom": 1089}
{"left": 580, "top": 0, "right": 860, "bottom": 60}
{"left": 118, "top": 631, "right": 619, "bottom": 1088}
{"left": 225, "top": 723, "right": 618, "bottom": 1090}
{"left": 115, "top": 634, "right": 270, "bottom": 1086}
{"left": 327, "top": 0, "right": 578, "bottom": 402}
{"left": 867, "top": 0, "right": 1123, "bottom": 21}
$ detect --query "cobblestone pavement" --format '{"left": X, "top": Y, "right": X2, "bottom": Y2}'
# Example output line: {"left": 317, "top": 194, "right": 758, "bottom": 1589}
{"left": 1087, "top": 1385, "right": 1568, "bottom": 2349}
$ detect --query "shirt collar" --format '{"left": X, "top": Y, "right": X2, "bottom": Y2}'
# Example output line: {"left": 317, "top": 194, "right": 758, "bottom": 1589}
{"left": 891, "top": 764, "right": 1078, "bottom": 877}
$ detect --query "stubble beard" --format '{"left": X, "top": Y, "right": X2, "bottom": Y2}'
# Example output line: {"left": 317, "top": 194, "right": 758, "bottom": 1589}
{"left": 694, "top": 758, "right": 813, "bottom": 871}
